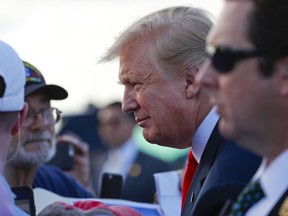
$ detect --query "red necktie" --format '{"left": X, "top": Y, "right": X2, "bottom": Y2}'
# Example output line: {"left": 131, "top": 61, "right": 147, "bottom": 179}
{"left": 181, "top": 149, "right": 198, "bottom": 209}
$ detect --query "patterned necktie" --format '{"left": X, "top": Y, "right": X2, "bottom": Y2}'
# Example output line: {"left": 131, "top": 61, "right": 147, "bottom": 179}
{"left": 181, "top": 149, "right": 198, "bottom": 209}
{"left": 229, "top": 179, "right": 265, "bottom": 216}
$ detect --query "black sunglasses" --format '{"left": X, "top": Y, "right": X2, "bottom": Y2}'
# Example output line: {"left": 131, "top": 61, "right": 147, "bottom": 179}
{"left": 206, "top": 45, "right": 262, "bottom": 73}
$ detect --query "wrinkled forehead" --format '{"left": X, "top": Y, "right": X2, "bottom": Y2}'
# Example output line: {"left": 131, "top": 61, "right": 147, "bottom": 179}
{"left": 207, "top": 1, "right": 254, "bottom": 48}
{"left": 119, "top": 43, "right": 158, "bottom": 83}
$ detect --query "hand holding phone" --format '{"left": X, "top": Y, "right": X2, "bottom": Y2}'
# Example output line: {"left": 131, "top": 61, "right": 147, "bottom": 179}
{"left": 56, "top": 133, "right": 91, "bottom": 187}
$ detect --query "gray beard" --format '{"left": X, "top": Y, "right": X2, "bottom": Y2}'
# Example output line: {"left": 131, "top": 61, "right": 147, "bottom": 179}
{"left": 8, "top": 131, "right": 56, "bottom": 168}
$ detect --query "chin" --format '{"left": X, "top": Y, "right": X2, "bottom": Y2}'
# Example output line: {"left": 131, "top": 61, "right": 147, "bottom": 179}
{"left": 218, "top": 120, "right": 237, "bottom": 140}
{"left": 143, "top": 134, "right": 156, "bottom": 144}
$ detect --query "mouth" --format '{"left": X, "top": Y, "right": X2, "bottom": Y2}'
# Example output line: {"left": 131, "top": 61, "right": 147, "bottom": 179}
{"left": 209, "top": 98, "right": 223, "bottom": 114}
{"left": 135, "top": 117, "right": 150, "bottom": 127}
{"left": 24, "top": 139, "right": 49, "bottom": 144}
{"left": 23, "top": 139, "right": 51, "bottom": 151}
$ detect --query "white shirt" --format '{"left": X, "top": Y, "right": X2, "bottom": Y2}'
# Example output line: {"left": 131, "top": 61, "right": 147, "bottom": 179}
{"left": 100, "top": 138, "right": 139, "bottom": 190}
{"left": 191, "top": 108, "right": 220, "bottom": 162}
{"left": 0, "top": 161, "right": 28, "bottom": 216}
{"left": 246, "top": 149, "right": 288, "bottom": 216}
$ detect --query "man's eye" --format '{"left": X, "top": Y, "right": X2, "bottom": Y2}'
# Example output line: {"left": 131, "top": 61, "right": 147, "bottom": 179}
{"left": 133, "top": 83, "right": 142, "bottom": 91}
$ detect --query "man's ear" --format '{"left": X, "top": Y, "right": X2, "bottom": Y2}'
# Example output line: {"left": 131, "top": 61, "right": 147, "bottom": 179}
{"left": 276, "top": 58, "right": 288, "bottom": 96}
{"left": 185, "top": 67, "right": 200, "bottom": 99}
{"left": 11, "top": 102, "right": 28, "bottom": 136}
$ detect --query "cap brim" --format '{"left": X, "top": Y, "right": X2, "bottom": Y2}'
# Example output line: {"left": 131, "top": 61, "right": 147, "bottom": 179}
{"left": 25, "top": 84, "right": 68, "bottom": 100}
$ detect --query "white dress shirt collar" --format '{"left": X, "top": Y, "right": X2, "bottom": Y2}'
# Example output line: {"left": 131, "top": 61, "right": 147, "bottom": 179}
{"left": 104, "top": 138, "right": 139, "bottom": 178}
{"left": 247, "top": 149, "right": 288, "bottom": 215}
{"left": 191, "top": 108, "right": 220, "bottom": 163}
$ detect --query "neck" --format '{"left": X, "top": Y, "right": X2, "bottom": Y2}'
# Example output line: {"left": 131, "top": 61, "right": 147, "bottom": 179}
{"left": 265, "top": 146, "right": 288, "bottom": 167}
{"left": 4, "top": 163, "right": 38, "bottom": 187}
{"left": 237, "top": 132, "right": 288, "bottom": 167}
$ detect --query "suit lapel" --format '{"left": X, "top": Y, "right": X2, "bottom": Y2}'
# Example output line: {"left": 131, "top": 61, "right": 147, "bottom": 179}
{"left": 182, "top": 122, "right": 224, "bottom": 215}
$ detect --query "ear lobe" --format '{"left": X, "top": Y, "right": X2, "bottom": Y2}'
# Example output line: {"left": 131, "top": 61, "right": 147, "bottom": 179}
{"left": 280, "top": 71, "right": 288, "bottom": 96}
{"left": 185, "top": 67, "right": 200, "bottom": 99}
{"left": 11, "top": 102, "right": 28, "bottom": 136}
{"left": 275, "top": 57, "right": 288, "bottom": 96}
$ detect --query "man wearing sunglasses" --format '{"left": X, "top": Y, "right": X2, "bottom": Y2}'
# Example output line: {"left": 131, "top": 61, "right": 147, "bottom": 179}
{"left": 4, "top": 61, "right": 93, "bottom": 199}
{"left": 100, "top": 6, "right": 261, "bottom": 216}
{"left": 197, "top": 0, "right": 288, "bottom": 215}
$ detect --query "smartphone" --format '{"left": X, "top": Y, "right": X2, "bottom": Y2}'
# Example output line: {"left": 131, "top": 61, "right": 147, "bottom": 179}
{"left": 100, "top": 173, "right": 123, "bottom": 199}
{"left": 46, "top": 143, "right": 74, "bottom": 170}
{"left": 12, "top": 186, "right": 36, "bottom": 216}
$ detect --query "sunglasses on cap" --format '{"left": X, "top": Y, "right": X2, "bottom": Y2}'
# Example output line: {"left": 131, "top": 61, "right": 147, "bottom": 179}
{"left": 206, "top": 45, "right": 262, "bottom": 73}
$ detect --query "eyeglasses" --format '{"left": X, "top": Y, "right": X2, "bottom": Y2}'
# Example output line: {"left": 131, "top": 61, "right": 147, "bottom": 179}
{"left": 23, "top": 107, "right": 62, "bottom": 127}
{"left": 206, "top": 45, "right": 262, "bottom": 73}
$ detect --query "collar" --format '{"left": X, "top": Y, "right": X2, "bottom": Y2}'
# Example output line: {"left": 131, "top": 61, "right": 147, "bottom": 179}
{"left": 254, "top": 149, "right": 288, "bottom": 200}
{"left": 108, "top": 138, "right": 138, "bottom": 165}
{"left": 191, "top": 108, "right": 220, "bottom": 163}
{"left": 246, "top": 149, "right": 288, "bottom": 215}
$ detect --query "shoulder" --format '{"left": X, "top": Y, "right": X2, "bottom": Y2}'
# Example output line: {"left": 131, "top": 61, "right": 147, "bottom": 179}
{"left": 217, "top": 140, "right": 261, "bottom": 175}
{"left": 190, "top": 182, "right": 245, "bottom": 216}
{"left": 37, "top": 164, "right": 63, "bottom": 174}
{"left": 203, "top": 139, "right": 261, "bottom": 189}
{"left": 135, "top": 151, "right": 173, "bottom": 170}
{"left": 34, "top": 165, "right": 93, "bottom": 198}
{"left": 190, "top": 140, "right": 261, "bottom": 215}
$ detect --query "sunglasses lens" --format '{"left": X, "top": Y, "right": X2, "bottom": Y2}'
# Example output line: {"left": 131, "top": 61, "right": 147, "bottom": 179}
{"left": 211, "top": 50, "right": 235, "bottom": 73}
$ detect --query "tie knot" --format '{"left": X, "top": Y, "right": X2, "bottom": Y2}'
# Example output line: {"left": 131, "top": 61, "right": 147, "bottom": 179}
{"left": 240, "top": 179, "right": 264, "bottom": 199}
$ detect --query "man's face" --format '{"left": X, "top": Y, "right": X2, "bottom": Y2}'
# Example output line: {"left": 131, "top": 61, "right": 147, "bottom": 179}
{"left": 9, "top": 92, "right": 56, "bottom": 167}
{"left": 197, "top": 1, "right": 278, "bottom": 153}
{"left": 119, "top": 41, "right": 194, "bottom": 149}
{"left": 98, "top": 107, "right": 134, "bottom": 149}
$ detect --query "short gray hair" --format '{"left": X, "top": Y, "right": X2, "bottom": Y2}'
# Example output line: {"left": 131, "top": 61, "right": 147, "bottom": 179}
{"left": 100, "top": 6, "right": 214, "bottom": 75}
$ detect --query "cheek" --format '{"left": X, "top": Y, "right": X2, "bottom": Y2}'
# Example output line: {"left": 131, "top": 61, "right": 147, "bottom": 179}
{"left": 222, "top": 77, "right": 261, "bottom": 127}
{"left": 220, "top": 74, "right": 247, "bottom": 107}
{"left": 47, "top": 125, "right": 55, "bottom": 136}
{"left": 19, "top": 128, "right": 29, "bottom": 142}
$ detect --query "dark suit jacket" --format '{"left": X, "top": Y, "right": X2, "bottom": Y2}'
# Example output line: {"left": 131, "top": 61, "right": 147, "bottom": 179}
{"left": 92, "top": 150, "right": 173, "bottom": 203}
{"left": 181, "top": 124, "right": 262, "bottom": 216}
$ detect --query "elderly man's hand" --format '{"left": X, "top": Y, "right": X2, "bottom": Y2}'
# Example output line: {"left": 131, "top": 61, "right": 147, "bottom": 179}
{"left": 56, "top": 133, "right": 90, "bottom": 188}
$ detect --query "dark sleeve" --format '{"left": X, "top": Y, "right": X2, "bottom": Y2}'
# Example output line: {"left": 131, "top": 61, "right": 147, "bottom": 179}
{"left": 192, "top": 182, "right": 245, "bottom": 215}
{"left": 33, "top": 165, "right": 94, "bottom": 198}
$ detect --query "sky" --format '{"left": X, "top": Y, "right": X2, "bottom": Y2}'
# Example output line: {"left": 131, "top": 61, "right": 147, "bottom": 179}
{"left": 1, "top": 0, "right": 224, "bottom": 115}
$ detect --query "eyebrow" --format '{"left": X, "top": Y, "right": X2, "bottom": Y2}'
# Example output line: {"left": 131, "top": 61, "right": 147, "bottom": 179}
{"left": 118, "top": 72, "right": 135, "bottom": 85}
